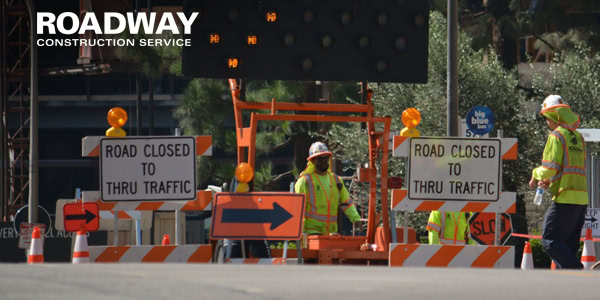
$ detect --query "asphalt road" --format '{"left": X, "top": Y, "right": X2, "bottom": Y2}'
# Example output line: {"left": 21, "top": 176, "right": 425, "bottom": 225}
{"left": 1, "top": 264, "right": 598, "bottom": 299}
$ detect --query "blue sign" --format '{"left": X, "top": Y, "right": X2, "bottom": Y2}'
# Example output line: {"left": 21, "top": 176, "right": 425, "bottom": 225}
{"left": 466, "top": 106, "right": 494, "bottom": 135}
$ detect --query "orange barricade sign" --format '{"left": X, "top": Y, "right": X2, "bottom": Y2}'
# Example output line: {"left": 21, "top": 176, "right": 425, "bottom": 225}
{"left": 64, "top": 202, "right": 99, "bottom": 232}
{"left": 469, "top": 212, "right": 512, "bottom": 245}
{"left": 210, "top": 192, "right": 305, "bottom": 240}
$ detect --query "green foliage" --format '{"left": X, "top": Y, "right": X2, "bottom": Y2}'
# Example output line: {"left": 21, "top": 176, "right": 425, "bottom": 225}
{"left": 112, "top": 27, "right": 182, "bottom": 78}
{"left": 325, "top": 12, "right": 531, "bottom": 237}
{"left": 529, "top": 238, "right": 551, "bottom": 268}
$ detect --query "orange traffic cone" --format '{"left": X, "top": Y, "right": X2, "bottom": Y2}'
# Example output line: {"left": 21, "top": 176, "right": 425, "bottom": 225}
{"left": 521, "top": 241, "right": 534, "bottom": 270}
{"left": 162, "top": 234, "right": 170, "bottom": 245}
{"left": 72, "top": 229, "right": 90, "bottom": 263}
{"left": 581, "top": 228, "right": 596, "bottom": 270}
{"left": 27, "top": 227, "right": 44, "bottom": 264}
{"left": 551, "top": 260, "right": 557, "bottom": 270}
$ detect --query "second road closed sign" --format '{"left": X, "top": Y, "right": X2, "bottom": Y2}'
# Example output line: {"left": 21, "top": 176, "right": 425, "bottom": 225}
{"left": 100, "top": 137, "right": 196, "bottom": 201}
{"left": 409, "top": 137, "right": 501, "bottom": 201}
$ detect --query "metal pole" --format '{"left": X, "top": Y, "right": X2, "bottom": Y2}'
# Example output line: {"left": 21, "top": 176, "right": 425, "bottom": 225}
{"left": 26, "top": 0, "right": 39, "bottom": 225}
{"left": 174, "top": 126, "right": 181, "bottom": 245}
{"left": 136, "top": 75, "right": 142, "bottom": 136}
{"left": 495, "top": 129, "right": 503, "bottom": 245}
{"left": 591, "top": 156, "right": 600, "bottom": 259}
{"left": 147, "top": 0, "right": 154, "bottom": 136}
{"left": 175, "top": 209, "right": 181, "bottom": 245}
{"left": 403, "top": 160, "right": 409, "bottom": 244}
{"left": 135, "top": 219, "right": 141, "bottom": 245}
{"left": 113, "top": 213, "right": 119, "bottom": 246}
{"left": 148, "top": 79, "right": 154, "bottom": 135}
{"left": 447, "top": 0, "right": 459, "bottom": 137}
{"left": 135, "top": 0, "right": 142, "bottom": 136}
{"left": 0, "top": 0, "right": 6, "bottom": 221}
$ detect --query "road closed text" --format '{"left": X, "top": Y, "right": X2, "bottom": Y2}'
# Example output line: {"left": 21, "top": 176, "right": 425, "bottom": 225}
{"left": 100, "top": 137, "right": 197, "bottom": 201}
{"left": 409, "top": 138, "right": 501, "bottom": 201}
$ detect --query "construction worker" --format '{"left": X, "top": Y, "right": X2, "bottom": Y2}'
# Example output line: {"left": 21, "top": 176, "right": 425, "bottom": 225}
{"left": 295, "top": 142, "right": 361, "bottom": 235}
{"left": 529, "top": 95, "right": 588, "bottom": 269}
{"left": 426, "top": 211, "right": 475, "bottom": 244}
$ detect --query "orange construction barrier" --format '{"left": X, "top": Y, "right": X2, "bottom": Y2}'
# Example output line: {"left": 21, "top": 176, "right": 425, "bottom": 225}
{"left": 521, "top": 241, "right": 534, "bottom": 270}
{"left": 581, "top": 228, "right": 596, "bottom": 270}
{"left": 73, "top": 229, "right": 90, "bottom": 264}
{"left": 27, "top": 227, "right": 44, "bottom": 264}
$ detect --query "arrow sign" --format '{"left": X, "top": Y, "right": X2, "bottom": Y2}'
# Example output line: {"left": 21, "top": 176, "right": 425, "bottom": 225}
{"left": 222, "top": 202, "right": 293, "bottom": 230}
{"left": 581, "top": 208, "right": 600, "bottom": 238}
{"left": 63, "top": 202, "right": 99, "bottom": 232}
{"left": 211, "top": 192, "right": 305, "bottom": 240}
{"left": 65, "top": 209, "right": 97, "bottom": 224}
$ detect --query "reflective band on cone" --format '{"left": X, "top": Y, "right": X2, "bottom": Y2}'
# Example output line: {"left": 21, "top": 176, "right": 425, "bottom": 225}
{"left": 27, "top": 227, "right": 44, "bottom": 264}
{"left": 73, "top": 229, "right": 90, "bottom": 264}
{"left": 581, "top": 228, "right": 596, "bottom": 270}
{"left": 521, "top": 241, "right": 534, "bottom": 270}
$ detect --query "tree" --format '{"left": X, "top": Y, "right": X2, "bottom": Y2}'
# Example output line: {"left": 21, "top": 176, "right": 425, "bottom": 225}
{"left": 325, "top": 12, "right": 533, "bottom": 256}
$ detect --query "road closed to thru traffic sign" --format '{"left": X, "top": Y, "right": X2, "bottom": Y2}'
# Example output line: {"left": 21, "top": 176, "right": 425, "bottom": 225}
{"left": 409, "top": 137, "right": 501, "bottom": 201}
{"left": 100, "top": 137, "right": 196, "bottom": 201}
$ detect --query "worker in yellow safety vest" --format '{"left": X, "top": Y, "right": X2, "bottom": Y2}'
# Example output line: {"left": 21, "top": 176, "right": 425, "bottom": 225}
{"left": 529, "top": 95, "right": 588, "bottom": 269}
{"left": 295, "top": 142, "right": 362, "bottom": 235}
{"left": 426, "top": 211, "right": 475, "bottom": 245}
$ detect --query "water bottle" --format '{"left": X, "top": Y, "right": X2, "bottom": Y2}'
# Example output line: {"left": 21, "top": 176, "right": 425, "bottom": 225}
{"left": 533, "top": 187, "right": 544, "bottom": 205}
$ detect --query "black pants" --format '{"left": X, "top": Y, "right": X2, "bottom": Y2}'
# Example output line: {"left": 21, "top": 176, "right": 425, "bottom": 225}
{"left": 541, "top": 202, "right": 587, "bottom": 269}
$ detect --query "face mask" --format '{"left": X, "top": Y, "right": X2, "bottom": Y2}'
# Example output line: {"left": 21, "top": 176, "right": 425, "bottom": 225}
{"left": 314, "top": 156, "right": 330, "bottom": 172}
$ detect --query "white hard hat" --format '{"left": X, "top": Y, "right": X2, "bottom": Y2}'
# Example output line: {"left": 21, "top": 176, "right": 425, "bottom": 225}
{"left": 541, "top": 95, "right": 570, "bottom": 113}
{"left": 307, "top": 142, "right": 332, "bottom": 161}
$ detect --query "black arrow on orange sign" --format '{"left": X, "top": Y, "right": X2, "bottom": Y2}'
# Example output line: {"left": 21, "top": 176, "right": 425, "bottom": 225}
{"left": 66, "top": 210, "right": 97, "bottom": 224}
{"left": 222, "top": 202, "right": 293, "bottom": 230}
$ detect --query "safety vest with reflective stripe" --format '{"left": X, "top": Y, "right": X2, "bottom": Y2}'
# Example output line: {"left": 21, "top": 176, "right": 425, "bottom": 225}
{"left": 294, "top": 172, "right": 361, "bottom": 235}
{"left": 532, "top": 126, "right": 588, "bottom": 205}
{"left": 426, "top": 211, "right": 474, "bottom": 245}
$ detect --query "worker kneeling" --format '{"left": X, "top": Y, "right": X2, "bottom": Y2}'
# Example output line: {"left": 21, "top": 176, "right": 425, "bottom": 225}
{"left": 426, "top": 211, "right": 475, "bottom": 245}
{"left": 295, "top": 142, "right": 362, "bottom": 236}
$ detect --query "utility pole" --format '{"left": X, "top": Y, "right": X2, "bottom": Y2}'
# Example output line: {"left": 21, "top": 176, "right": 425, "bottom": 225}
{"left": 0, "top": 0, "right": 6, "bottom": 221}
{"left": 147, "top": 0, "right": 154, "bottom": 136}
{"left": 135, "top": 0, "right": 143, "bottom": 136}
{"left": 447, "top": 0, "right": 459, "bottom": 137}
{"left": 25, "top": 0, "right": 39, "bottom": 224}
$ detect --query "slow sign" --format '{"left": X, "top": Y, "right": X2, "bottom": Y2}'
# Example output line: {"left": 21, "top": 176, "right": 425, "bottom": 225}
{"left": 469, "top": 212, "right": 512, "bottom": 245}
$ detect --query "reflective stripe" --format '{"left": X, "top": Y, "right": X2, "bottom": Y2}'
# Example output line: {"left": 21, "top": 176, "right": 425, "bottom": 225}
{"left": 549, "top": 130, "right": 568, "bottom": 183}
{"left": 340, "top": 198, "right": 353, "bottom": 207}
{"left": 439, "top": 237, "right": 467, "bottom": 245}
{"left": 562, "top": 167, "right": 586, "bottom": 175}
{"left": 426, "top": 222, "right": 441, "bottom": 232}
{"left": 439, "top": 212, "right": 446, "bottom": 239}
{"left": 305, "top": 174, "right": 316, "bottom": 213}
{"left": 541, "top": 160, "right": 561, "bottom": 171}
{"left": 305, "top": 212, "right": 337, "bottom": 222}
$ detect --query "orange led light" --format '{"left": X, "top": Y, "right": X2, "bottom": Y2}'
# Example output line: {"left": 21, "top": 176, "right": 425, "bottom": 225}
{"left": 209, "top": 34, "right": 220, "bottom": 44}
{"left": 247, "top": 35, "right": 258, "bottom": 45}
{"left": 228, "top": 58, "right": 239, "bottom": 68}
{"left": 266, "top": 11, "right": 277, "bottom": 22}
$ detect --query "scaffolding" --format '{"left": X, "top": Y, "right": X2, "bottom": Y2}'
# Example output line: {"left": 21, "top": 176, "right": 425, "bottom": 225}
{"left": 1, "top": 0, "right": 31, "bottom": 221}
